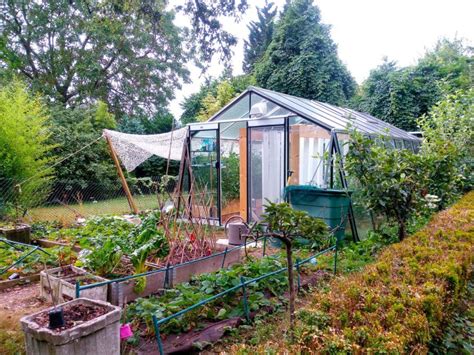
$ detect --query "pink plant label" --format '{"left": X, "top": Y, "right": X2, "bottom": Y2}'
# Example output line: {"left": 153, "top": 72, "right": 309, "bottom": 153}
{"left": 120, "top": 323, "right": 133, "bottom": 339}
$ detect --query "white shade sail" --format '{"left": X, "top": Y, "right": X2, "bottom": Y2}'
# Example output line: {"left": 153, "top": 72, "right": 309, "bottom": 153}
{"left": 103, "top": 128, "right": 188, "bottom": 172}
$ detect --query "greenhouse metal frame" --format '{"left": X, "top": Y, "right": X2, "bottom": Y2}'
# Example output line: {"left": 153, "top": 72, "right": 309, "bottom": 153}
{"left": 178, "top": 86, "right": 421, "bottom": 240}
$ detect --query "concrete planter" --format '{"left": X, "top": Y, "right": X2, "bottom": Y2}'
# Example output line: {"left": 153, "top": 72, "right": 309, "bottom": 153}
{"left": 21, "top": 298, "right": 121, "bottom": 355}
{"left": 0, "top": 223, "right": 31, "bottom": 244}
{"left": 40, "top": 265, "right": 108, "bottom": 303}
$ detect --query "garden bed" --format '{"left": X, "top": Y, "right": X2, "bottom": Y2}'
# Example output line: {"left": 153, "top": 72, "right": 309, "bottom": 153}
{"left": 128, "top": 257, "right": 329, "bottom": 353}
{"left": 40, "top": 265, "right": 108, "bottom": 302}
{"left": 0, "top": 273, "right": 41, "bottom": 291}
{"left": 108, "top": 247, "right": 242, "bottom": 306}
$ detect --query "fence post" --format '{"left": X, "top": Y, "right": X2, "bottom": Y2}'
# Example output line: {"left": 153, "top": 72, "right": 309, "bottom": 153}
{"left": 221, "top": 247, "right": 228, "bottom": 268}
{"left": 152, "top": 315, "right": 164, "bottom": 355}
{"left": 75, "top": 281, "right": 80, "bottom": 298}
{"left": 164, "top": 263, "right": 171, "bottom": 289}
{"left": 240, "top": 276, "right": 250, "bottom": 323}
{"left": 296, "top": 258, "right": 301, "bottom": 292}
{"left": 334, "top": 239, "right": 338, "bottom": 275}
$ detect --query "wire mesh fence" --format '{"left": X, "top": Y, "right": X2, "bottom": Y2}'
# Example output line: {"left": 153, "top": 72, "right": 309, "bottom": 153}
{"left": 0, "top": 175, "right": 177, "bottom": 225}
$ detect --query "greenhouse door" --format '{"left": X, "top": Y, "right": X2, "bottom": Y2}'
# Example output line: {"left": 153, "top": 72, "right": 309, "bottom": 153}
{"left": 248, "top": 122, "right": 285, "bottom": 221}
{"left": 190, "top": 127, "right": 220, "bottom": 221}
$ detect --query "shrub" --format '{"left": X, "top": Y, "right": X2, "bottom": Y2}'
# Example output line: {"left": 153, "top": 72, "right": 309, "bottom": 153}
{"left": 345, "top": 130, "right": 426, "bottom": 240}
{"left": 418, "top": 88, "right": 474, "bottom": 208}
{"left": 0, "top": 81, "right": 56, "bottom": 219}
{"left": 293, "top": 191, "right": 474, "bottom": 353}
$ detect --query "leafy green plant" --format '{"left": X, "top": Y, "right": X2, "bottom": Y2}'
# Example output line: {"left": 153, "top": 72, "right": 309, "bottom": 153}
{"left": 418, "top": 88, "right": 474, "bottom": 208}
{"left": 221, "top": 152, "right": 240, "bottom": 203}
{"left": 0, "top": 244, "right": 75, "bottom": 280}
{"left": 74, "top": 213, "right": 169, "bottom": 280}
{"left": 260, "top": 201, "right": 328, "bottom": 329}
{"left": 130, "top": 212, "right": 169, "bottom": 292}
{"left": 127, "top": 252, "right": 306, "bottom": 335}
{"left": 345, "top": 130, "right": 426, "bottom": 240}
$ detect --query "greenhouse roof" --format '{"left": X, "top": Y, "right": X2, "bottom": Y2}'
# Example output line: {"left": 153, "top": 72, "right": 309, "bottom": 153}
{"left": 208, "top": 86, "right": 420, "bottom": 141}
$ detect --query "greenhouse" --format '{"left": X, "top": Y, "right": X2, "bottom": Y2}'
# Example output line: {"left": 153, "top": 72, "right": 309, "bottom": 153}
{"left": 178, "top": 86, "right": 421, "bottom": 239}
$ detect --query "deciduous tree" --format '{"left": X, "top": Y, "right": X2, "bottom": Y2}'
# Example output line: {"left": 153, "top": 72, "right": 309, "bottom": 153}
{"left": 354, "top": 39, "right": 473, "bottom": 131}
{"left": 0, "top": 0, "right": 248, "bottom": 116}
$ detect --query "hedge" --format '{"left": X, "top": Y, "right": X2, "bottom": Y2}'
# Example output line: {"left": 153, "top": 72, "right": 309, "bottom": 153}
{"left": 291, "top": 191, "right": 474, "bottom": 353}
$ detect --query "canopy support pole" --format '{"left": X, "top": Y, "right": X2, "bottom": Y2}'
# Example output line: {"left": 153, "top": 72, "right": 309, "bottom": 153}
{"left": 105, "top": 135, "right": 139, "bottom": 215}
{"left": 331, "top": 131, "right": 360, "bottom": 242}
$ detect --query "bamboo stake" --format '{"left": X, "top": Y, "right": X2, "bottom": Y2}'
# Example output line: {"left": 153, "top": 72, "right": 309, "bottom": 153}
{"left": 105, "top": 135, "right": 139, "bottom": 214}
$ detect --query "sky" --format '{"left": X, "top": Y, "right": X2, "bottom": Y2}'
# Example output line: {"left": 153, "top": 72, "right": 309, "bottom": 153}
{"left": 169, "top": 0, "right": 474, "bottom": 119}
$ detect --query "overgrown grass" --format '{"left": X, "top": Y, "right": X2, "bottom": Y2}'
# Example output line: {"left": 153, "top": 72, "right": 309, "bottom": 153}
{"left": 0, "top": 312, "right": 25, "bottom": 354}
{"left": 27, "top": 194, "right": 159, "bottom": 224}
{"left": 218, "top": 192, "right": 473, "bottom": 353}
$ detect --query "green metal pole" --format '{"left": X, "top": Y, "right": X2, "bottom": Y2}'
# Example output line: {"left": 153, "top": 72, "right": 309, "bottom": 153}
{"left": 0, "top": 246, "right": 39, "bottom": 276}
{"left": 240, "top": 276, "right": 250, "bottom": 323}
{"left": 75, "top": 281, "right": 80, "bottom": 298}
{"left": 152, "top": 315, "right": 164, "bottom": 355}
{"left": 296, "top": 258, "right": 301, "bottom": 292}
{"left": 262, "top": 235, "right": 267, "bottom": 256}
{"left": 334, "top": 240, "right": 338, "bottom": 275}
{"left": 221, "top": 247, "right": 228, "bottom": 268}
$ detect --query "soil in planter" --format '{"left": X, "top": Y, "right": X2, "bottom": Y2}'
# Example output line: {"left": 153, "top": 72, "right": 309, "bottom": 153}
{"left": 64, "top": 276, "right": 102, "bottom": 286}
{"left": 32, "top": 303, "right": 109, "bottom": 332}
{"left": 48, "top": 265, "right": 84, "bottom": 279}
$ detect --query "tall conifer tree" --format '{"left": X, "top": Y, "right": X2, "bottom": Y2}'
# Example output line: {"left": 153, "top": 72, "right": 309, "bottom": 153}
{"left": 255, "top": 0, "right": 356, "bottom": 105}
{"left": 242, "top": 1, "right": 277, "bottom": 74}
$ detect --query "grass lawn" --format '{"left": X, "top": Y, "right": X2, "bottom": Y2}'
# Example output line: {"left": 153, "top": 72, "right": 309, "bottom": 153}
{"left": 27, "top": 194, "right": 160, "bottom": 224}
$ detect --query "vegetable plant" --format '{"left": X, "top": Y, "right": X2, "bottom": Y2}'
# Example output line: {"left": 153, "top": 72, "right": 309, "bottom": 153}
{"left": 127, "top": 253, "right": 302, "bottom": 335}
{"left": 130, "top": 212, "right": 169, "bottom": 292}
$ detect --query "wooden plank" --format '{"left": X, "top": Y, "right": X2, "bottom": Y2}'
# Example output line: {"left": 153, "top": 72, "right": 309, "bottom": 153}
{"left": 239, "top": 128, "right": 247, "bottom": 221}
{"left": 0, "top": 273, "right": 40, "bottom": 291}
{"left": 289, "top": 127, "right": 300, "bottom": 185}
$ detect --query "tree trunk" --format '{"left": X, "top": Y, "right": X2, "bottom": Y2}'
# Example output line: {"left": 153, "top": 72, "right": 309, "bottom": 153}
{"left": 284, "top": 240, "right": 295, "bottom": 329}
{"left": 397, "top": 218, "right": 406, "bottom": 241}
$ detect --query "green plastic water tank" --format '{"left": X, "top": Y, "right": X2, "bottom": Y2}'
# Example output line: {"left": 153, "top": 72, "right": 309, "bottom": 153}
{"left": 285, "top": 185, "right": 351, "bottom": 240}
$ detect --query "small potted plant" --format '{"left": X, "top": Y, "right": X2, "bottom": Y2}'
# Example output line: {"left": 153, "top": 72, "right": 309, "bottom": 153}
{"left": 21, "top": 298, "right": 121, "bottom": 355}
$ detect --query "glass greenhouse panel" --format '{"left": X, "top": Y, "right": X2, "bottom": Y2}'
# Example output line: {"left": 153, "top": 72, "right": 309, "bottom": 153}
{"left": 288, "top": 117, "right": 331, "bottom": 187}
{"left": 249, "top": 125, "right": 285, "bottom": 221}
{"left": 190, "top": 130, "right": 219, "bottom": 219}
{"left": 250, "top": 93, "right": 292, "bottom": 118}
{"left": 212, "top": 93, "right": 250, "bottom": 121}
{"left": 219, "top": 121, "right": 246, "bottom": 222}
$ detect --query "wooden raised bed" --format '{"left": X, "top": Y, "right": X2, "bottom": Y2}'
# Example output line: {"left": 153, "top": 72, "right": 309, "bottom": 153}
{"left": 36, "top": 239, "right": 82, "bottom": 252}
{"left": 0, "top": 223, "right": 31, "bottom": 244}
{"left": 108, "top": 248, "right": 241, "bottom": 307}
{"left": 172, "top": 247, "right": 241, "bottom": 285}
{"left": 0, "top": 273, "right": 41, "bottom": 291}
{"left": 108, "top": 268, "right": 167, "bottom": 307}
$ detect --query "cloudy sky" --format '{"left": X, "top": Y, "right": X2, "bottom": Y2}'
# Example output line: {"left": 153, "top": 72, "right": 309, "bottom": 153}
{"left": 169, "top": 0, "right": 474, "bottom": 119}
